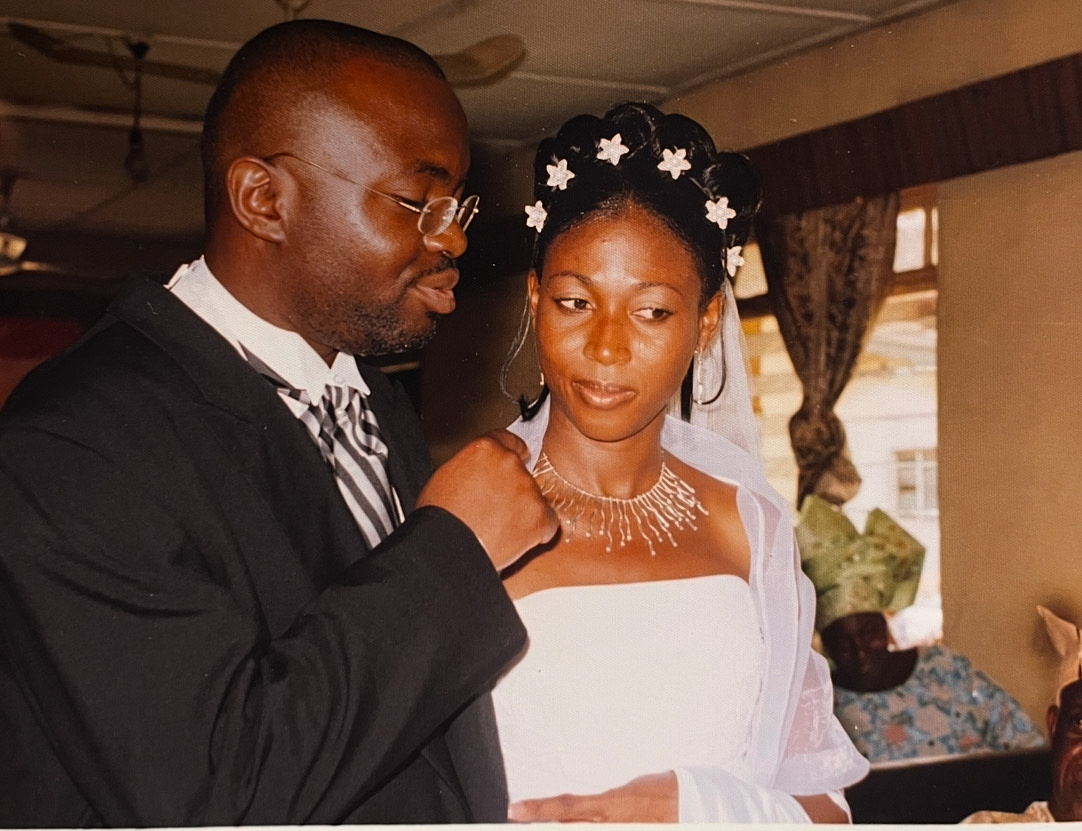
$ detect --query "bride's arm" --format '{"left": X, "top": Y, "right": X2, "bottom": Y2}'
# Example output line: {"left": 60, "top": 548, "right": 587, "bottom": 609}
{"left": 508, "top": 772, "right": 678, "bottom": 823}
{"left": 506, "top": 770, "right": 848, "bottom": 823}
{"left": 796, "top": 793, "right": 851, "bottom": 823}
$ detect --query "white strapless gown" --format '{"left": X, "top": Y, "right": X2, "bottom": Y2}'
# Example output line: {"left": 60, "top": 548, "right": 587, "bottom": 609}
{"left": 492, "top": 575, "right": 764, "bottom": 803}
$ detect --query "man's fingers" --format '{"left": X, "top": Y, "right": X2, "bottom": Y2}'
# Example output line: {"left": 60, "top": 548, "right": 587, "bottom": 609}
{"left": 417, "top": 430, "right": 556, "bottom": 570}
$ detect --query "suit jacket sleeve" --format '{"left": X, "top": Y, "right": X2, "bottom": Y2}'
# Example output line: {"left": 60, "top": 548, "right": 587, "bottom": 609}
{"left": 0, "top": 326, "right": 525, "bottom": 825}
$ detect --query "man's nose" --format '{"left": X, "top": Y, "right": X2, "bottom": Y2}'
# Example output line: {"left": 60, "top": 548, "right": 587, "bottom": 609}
{"left": 424, "top": 218, "right": 468, "bottom": 259}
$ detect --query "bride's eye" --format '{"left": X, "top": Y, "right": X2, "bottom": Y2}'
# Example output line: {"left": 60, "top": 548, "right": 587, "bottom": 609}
{"left": 633, "top": 306, "right": 674, "bottom": 321}
{"left": 555, "top": 297, "right": 590, "bottom": 311}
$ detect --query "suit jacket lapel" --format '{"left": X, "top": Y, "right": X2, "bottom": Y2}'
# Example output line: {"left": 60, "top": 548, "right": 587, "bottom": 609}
{"left": 108, "top": 280, "right": 367, "bottom": 616}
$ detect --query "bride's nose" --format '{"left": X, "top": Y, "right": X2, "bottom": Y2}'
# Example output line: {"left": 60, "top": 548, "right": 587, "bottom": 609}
{"left": 584, "top": 312, "right": 631, "bottom": 365}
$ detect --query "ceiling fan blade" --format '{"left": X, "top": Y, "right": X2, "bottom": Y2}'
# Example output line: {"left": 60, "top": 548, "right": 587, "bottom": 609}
{"left": 0, "top": 260, "right": 63, "bottom": 278}
{"left": 434, "top": 34, "right": 526, "bottom": 88}
{"left": 9, "top": 24, "right": 221, "bottom": 85}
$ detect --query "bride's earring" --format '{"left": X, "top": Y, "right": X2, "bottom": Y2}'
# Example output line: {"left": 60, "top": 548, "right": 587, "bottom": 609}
{"left": 692, "top": 346, "right": 726, "bottom": 406}
{"left": 693, "top": 351, "right": 705, "bottom": 405}
{"left": 500, "top": 294, "right": 547, "bottom": 411}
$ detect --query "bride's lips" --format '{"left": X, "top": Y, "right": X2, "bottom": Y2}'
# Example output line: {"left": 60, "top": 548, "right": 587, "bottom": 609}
{"left": 572, "top": 379, "right": 636, "bottom": 409}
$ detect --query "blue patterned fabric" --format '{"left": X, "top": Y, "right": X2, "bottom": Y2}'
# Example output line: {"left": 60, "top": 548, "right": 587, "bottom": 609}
{"left": 833, "top": 645, "right": 1047, "bottom": 762}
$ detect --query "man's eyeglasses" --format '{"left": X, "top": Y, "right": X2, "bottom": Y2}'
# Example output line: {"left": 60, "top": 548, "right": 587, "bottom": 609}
{"left": 263, "top": 152, "right": 480, "bottom": 236}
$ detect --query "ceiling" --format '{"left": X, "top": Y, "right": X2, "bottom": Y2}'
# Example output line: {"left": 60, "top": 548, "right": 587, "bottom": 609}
{"left": 0, "top": 0, "right": 955, "bottom": 248}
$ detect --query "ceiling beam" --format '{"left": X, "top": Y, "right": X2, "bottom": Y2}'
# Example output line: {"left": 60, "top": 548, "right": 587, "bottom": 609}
{"left": 670, "top": 0, "right": 959, "bottom": 95}
{"left": 1, "top": 15, "right": 236, "bottom": 51}
{"left": 674, "top": 20, "right": 859, "bottom": 92}
{"left": 511, "top": 71, "right": 669, "bottom": 95}
{"left": 0, "top": 100, "right": 203, "bottom": 135}
{"left": 658, "top": 0, "right": 872, "bottom": 22}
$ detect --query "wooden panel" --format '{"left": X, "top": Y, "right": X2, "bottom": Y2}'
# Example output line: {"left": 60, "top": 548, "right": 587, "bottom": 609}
{"left": 746, "top": 51, "right": 1082, "bottom": 216}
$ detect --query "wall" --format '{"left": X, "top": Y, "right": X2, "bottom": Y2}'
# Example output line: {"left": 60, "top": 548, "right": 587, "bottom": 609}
{"left": 421, "top": 272, "right": 533, "bottom": 464}
{"left": 938, "top": 149, "right": 1082, "bottom": 719}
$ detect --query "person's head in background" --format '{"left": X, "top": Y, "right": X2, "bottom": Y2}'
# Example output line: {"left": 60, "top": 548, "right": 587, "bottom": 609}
{"left": 200, "top": 19, "right": 474, "bottom": 362}
{"left": 1038, "top": 606, "right": 1082, "bottom": 821}
{"left": 796, "top": 495, "right": 926, "bottom": 691}
{"left": 510, "top": 102, "right": 759, "bottom": 431}
{"left": 820, "top": 609, "right": 918, "bottom": 693}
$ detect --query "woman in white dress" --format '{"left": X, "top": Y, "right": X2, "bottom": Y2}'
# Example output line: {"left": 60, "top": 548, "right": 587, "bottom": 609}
{"left": 494, "top": 103, "right": 869, "bottom": 823}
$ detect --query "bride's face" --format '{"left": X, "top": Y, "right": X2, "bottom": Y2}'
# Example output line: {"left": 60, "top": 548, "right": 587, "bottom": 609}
{"left": 529, "top": 205, "right": 721, "bottom": 445}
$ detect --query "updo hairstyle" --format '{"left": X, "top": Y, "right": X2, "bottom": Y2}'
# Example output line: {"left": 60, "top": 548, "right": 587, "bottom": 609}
{"left": 529, "top": 102, "right": 760, "bottom": 304}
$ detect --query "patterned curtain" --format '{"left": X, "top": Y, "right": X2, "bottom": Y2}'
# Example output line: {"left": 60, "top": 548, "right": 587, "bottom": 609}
{"left": 757, "top": 192, "right": 900, "bottom": 508}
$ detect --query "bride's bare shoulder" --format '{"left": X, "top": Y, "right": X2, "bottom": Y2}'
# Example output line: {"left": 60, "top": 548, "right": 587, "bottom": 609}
{"left": 666, "top": 454, "right": 751, "bottom": 580}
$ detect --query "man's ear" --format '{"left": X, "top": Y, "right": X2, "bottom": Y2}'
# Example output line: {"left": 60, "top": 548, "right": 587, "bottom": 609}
{"left": 225, "top": 157, "right": 287, "bottom": 243}
{"left": 1049, "top": 703, "right": 1061, "bottom": 738}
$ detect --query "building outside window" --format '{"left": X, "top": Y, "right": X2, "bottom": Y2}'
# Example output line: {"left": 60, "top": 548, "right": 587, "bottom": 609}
{"left": 896, "top": 448, "right": 938, "bottom": 518}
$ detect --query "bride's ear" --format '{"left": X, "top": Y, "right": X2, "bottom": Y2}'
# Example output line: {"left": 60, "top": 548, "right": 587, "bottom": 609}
{"left": 528, "top": 270, "right": 541, "bottom": 319}
{"left": 696, "top": 291, "right": 723, "bottom": 352}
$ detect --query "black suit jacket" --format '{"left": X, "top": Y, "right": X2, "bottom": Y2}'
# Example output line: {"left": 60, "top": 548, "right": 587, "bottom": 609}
{"left": 0, "top": 279, "right": 526, "bottom": 826}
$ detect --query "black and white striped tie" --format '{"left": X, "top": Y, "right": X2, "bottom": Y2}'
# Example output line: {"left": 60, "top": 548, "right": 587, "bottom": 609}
{"left": 309, "top": 384, "right": 398, "bottom": 548}
{"left": 243, "top": 348, "right": 398, "bottom": 548}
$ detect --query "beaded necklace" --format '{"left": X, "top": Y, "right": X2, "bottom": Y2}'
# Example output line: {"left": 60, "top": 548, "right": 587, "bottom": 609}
{"left": 532, "top": 451, "right": 708, "bottom": 556}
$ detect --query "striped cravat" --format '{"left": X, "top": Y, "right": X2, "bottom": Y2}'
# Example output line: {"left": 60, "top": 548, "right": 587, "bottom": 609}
{"left": 311, "top": 384, "right": 398, "bottom": 547}
{"left": 243, "top": 349, "right": 399, "bottom": 548}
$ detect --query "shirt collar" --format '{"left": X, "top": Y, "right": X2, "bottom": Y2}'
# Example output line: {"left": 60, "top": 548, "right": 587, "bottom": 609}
{"left": 167, "top": 257, "right": 369, "bottom": 397}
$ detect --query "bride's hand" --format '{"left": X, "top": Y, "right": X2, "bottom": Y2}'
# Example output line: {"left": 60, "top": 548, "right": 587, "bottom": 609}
{"left": 508, "top": 771, "right": 677, "bottom": 823}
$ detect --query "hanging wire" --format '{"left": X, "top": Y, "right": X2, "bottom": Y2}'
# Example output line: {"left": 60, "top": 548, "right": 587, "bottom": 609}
{"left": 273, "top": 0, "right": 313, "bottom": 21}
{"left": 123, "top": 40, "right": 150, "bottom": 183}
{"left": 49, "top": 143, "right": 200, "bottom": 232}
{"left": 103, "top": 37, "right": 138, "bottom": 90}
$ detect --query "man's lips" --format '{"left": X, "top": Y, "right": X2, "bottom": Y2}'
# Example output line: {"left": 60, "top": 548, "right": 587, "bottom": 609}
{"left": 411, "top": 266, "right": 459, "bottom": 315}
{"left": 411, "top": 282, "right": 456, "bottom": 315}
{"left": 572, "top": 379, "right": 636, "bottom": 409}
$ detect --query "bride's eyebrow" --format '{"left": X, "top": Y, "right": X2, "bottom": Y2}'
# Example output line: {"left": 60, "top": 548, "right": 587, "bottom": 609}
{"left": 544, "top": 271, "right": 590, "bottom": 285}
{"left": 546, "top": 272, "right": 678, "bottom": 292}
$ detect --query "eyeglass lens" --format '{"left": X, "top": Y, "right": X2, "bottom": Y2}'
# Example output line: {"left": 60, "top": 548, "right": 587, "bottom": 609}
{"left": 419, "top": 194, "right": 480, "bottom": 235}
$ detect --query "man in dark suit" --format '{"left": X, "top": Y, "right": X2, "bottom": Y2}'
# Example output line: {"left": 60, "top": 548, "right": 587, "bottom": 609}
{"left": 0, "top": 19, "right": 556, "bottom": 826}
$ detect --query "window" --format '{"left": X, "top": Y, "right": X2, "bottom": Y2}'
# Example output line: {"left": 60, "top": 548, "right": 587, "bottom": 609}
{"left": 735, "top": 185, "right": 941, "bottom": 645}
{"left": 896, "top": 448, "right": 939, "bottom": 517}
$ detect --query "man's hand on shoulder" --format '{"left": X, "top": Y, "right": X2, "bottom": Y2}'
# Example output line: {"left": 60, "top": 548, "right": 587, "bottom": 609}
{"left": 417, "top": 430, "right": 557, "bottom": 571}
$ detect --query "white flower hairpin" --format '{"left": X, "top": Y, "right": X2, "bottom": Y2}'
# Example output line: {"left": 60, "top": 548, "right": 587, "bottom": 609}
{"left": 705, "top": 197, "right": 737, "bottom": 230}
{"left": 597, "top": 134, "right": 629, "bottom": 165}
{"left": 546, "top": 158, "right": 575, "bottom": 190}
{"left": 726, "top": 246, "right": 745, "bottom": 278}
{"left": 525, "top": 201, "right": 548, "bottom": 231}
{"left": 657, "top": 147, "right": 691, "bottom": 179}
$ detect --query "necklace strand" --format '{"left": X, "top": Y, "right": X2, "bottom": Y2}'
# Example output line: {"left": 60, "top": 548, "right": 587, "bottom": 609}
{"left": 532, "top": 451, "right": 708, "bottom": 555}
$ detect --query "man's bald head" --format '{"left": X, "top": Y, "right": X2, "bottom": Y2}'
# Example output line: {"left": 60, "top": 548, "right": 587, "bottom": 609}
{"left": 200, "top": 19, "right": 445, "bottom": 229}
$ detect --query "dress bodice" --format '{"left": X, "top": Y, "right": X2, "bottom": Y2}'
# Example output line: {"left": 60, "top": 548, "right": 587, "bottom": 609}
{"left": 492, "top": 575, "right": 764, "bottom": 802}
